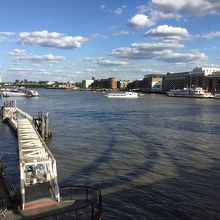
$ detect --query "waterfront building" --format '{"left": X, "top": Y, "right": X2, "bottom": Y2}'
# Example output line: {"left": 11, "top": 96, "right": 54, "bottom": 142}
{"left": 46, "top": 81, "right": 55, "bottom": 85}
{"left": 66, "top": 81, "right": 75, "bottom": 89}
{"left": 117, "top": 80, "right": 130, "bottom": 90}
{"left": 82, "top": 80, "right": 94, "bottom": 89}
{"left": 162, "top": 66, "right": 220, "bottom": 92}
{"left": 109, "top": 77, "right": 117, "bottom": 89}
{"left": 205, "top": 72, "right": 220, "bottom": 92}
{"left": 90, "top": 77, "right": 117, "bottom": 90}
{"left": 190, "top": 66, "right": 220, "bottom": 90}
{"left": 191, "top": 66, "right": 220, "bottom": 76}
{"left": 127, "top": 80, "right": 142, "bottom": 90}
{"left": 141, "top": 74, "right": 163, "bottom": 92}
{"left": 162, "top": 72, "right": 190, "bottom": 92}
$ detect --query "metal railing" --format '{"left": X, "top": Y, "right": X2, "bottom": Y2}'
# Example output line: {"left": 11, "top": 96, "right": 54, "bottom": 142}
{"left": 37, "top": 185, "right": 103, "bottom": 220}
{"left": 0, "top": 158, "right": 18, "bottom": 200}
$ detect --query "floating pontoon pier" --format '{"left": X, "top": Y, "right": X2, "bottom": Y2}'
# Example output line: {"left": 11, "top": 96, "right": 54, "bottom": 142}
{"left": 0, "top": 101, "right": 102, "bottom": 219}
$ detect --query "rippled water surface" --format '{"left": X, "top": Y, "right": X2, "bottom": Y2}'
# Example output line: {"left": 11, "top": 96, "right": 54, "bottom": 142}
{"left": 0, "top": 89, "right": 220, "bottom": 219}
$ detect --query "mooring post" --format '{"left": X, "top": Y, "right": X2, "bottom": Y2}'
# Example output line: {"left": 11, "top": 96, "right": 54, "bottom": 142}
{"left": 45, "top": 113, "right": 49, "bottom": 138}
{"left": 41, "top": 115, "right": 45, "bottom": 140}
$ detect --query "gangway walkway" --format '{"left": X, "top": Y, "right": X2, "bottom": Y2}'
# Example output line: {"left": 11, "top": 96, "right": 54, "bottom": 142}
{"left": 17, "top": 117, "right": 60, "bottom": 210}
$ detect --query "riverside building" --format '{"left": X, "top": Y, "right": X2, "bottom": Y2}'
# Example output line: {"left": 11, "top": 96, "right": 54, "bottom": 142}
{"left": 82, "top": 79, "right": 94, "bottom": 89}
{"left": 117, "top": 80, "right": 130, "bottom": 90}
{"left": 190, "top": 66, "right": 220, "bottom": 92}
{"left": 162, "top": 66, "right": 220, "bottom": 92}
{"left": 90, "top": 77, "right": 117, "bottom": 90}
{"left": 162, "top": 72, "right": 190, "bottom": 92}
{"left": 141, "top": 74, "right": 163, "bottom": 92}
{"left": 205, "top": 72, "right": 220, "bottom": 92}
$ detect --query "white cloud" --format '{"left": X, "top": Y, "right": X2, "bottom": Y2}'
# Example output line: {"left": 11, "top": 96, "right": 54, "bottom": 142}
{"left": 9, "top": 68, "right": 32, "bottom": 72}
{"left": 151, "top": 0, "right": 220, "bottom": 19}
{"left": 96, "top": 59, "right": 128, "bottom": 66}
{"left": 8, "top": 48, "right": 27, "bottom": 56}
{"left": 203, "top": 64, "right": 220, "bottom": 68}
{"left": 140, "top": 68, "right": 162, "bottom": 74}
{"left": 136, "top": 0, "right": 220, "bottom": 23}
{"left": 27, "top": 54, "right": 65, "bottom": 62}
{"left": 84, "top": 56, "right": 128, "bottom": 66}
{"left": 128, "top": 14, "right": 154, "bottom": 28}
{"left": 90, "top": 33, "right": 108, "bottom": 40}
{"left": 9, "top": 48, "right": 65, "bottom": 63}
{"left": 85, "top": 68, "right": 95, "bottom": 72}
{"left": 145, "top": 25, "right": 189, "bottom": 40}
{"left": 112, "top": 31, "right": 130, "bottom": 37}
{"left": 0, "top": 32, "right": 15, "bottom": 42}
{"left": 136, "top": 5, "right": 149, "bottom": 14}
{"left": 112, "top": 42, "right": 184, "bottom": 59}
{"left": 100, "top": 5, "right": 107, "bottom": 11}
{"left": 8, "top": 67, "right": 33, "bottom": 73}
{"left": 200, "top": 31, "right": 220, "bottom": 39}
{"left": 114, "top": 5, "right": 127, "bottom": 15}
{"left": 158, "top": 50, "right": 208, "bottom": 63}
{"left": 0, "top": 32, "right": 15, "bottom": 37}
{"left": 18, "top": 30, "right": 88, "bottom": 49}
{"left": 152, "top": 0, "right": 187, "bottom": 13}
{"left": 151, "top": 10, "right": 181, "bottom": 21}
{"left": 111, "top": 42, "right": 207, "bottom": 64}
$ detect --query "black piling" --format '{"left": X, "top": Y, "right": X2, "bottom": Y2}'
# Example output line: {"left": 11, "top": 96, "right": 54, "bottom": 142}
{"left": 33, "top": 112, "right": 51, "bottom": 140}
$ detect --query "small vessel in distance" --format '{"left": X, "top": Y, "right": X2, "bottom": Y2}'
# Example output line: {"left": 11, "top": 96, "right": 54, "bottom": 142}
{"left": 214, "top": 93, "right": 220, "bottom": 99}
{"left": 167, "top": 87, "right": 214, "bottom": 98}
{"left": 1, "top": 88, "right": 38, "bottom": 97}
{"left": 106, "top": 91, "right": 138, "bottom": 98}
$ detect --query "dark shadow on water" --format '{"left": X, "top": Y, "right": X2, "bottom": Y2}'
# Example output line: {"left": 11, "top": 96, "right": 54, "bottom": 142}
{"left": 102, "top": 162, "right": 220, "bottom": 220}
{"left": 59, "top": 123, "right": 159, "bottom": 187}
{"left": 57, "top": 115, "right": 220, "bottom": 220}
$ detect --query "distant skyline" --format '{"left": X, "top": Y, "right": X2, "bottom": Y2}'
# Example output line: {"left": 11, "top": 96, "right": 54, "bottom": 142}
{"left": 0, "top": 0, "right": 220, "bottom": 82}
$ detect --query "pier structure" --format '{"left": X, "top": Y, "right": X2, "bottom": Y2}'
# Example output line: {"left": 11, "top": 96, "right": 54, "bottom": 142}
{"left": 17, "top": 117, "right": 60, "bottom": 210}
{"left": 1, "top": 101, "right": 51, "bottom": 139}
{"left": 0, "top": 101, "right": 103, "bottom": 219}
{"left": 1, "top": 101, "right": 60, "bottom": 210}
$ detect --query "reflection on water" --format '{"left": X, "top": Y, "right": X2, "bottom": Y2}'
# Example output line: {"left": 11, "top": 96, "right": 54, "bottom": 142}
{"left": 0, "top": 89, "right": 220, "bottom": 219}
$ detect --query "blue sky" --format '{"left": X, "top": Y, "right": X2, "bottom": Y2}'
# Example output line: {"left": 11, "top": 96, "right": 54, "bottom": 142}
{"left": 0, "top": 0, "right": 220, "bottom": 82}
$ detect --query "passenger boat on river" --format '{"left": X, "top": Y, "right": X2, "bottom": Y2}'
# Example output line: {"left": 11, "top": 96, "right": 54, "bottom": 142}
{"left": 106, "top": 91, "right": 138, "bottom": 98}
{"left": 167, "top": 87, "right": 214, "bottom": 98}
{"left": 0, "top": 88, "right": 38, "bottom": 97}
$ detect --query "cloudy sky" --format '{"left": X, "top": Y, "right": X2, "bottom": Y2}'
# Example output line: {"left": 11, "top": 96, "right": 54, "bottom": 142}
{"left": 0, "top": 0, "right": 220, "bottom": 82}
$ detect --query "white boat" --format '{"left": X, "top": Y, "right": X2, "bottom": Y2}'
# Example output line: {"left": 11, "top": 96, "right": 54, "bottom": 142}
{"left": 167, "top": 87, "right": 214, "bottom": 98}
{"left": 214, "top": 93, "right": 220, "bottom": 99}
{"left": 1, "top": 88, "right": 38, "bottom": 97}
{"left": 106, "top": 91, "right": 138, "bottom": 98}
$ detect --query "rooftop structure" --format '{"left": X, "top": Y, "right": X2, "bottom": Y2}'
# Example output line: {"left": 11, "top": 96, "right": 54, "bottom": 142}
{"left": 191, "top": 66, "right": 220, "bottom": 76}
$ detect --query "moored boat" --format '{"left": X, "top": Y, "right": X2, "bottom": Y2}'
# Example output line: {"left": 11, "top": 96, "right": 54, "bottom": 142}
{"left": 214, "top": 93, "right": 220, "bottom": 99}
{"left": 106, "top": 91, "right": 138, "bottom": 98}
{"left": 0, "top": 88, "right": 38, "bottom": 97}
{"left": 167, "top": 87, "right": 214, "bottom": 98}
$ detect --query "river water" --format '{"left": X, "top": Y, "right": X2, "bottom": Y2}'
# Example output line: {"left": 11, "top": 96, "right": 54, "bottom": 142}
{"left": 0, "top": 89, "right": 220, "bottom": 219}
